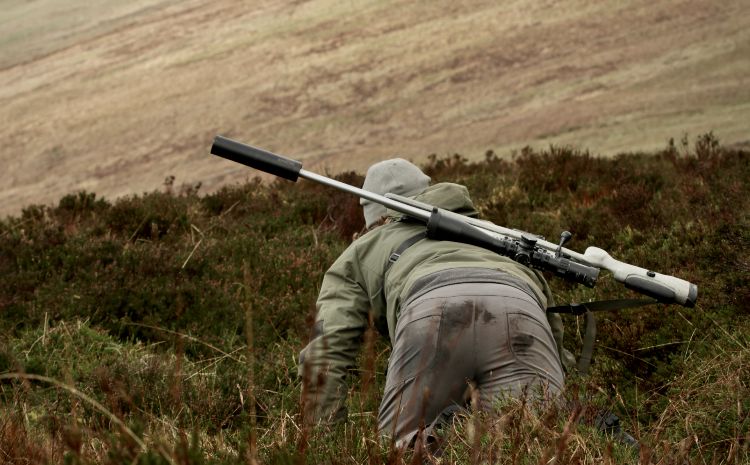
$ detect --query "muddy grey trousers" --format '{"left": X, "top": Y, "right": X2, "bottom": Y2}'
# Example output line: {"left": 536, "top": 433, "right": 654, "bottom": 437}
{"left": 377, "top": 282, "right": 565, "bottom": 448}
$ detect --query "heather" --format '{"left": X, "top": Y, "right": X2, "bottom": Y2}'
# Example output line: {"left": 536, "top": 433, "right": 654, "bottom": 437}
{"left": 1, "top": 134, "right": 747, "bottom": 464}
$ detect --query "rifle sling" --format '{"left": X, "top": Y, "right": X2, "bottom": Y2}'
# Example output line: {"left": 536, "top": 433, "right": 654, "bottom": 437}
{"left": 547, "top": 298, "right": 658, "bottom": 315}
{"left": 548, "top": 298, "right": 657, "bottom": 376}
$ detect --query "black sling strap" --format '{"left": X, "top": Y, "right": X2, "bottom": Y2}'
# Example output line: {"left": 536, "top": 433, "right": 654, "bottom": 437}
{"left": 547, "top": 298, "right": 658, "bottom": 315}
{"left": 378, "top": 231, "right": 427, "bottom": 335}
{"left": 547, "top": 298, "right": 658, "bottom": 375}
{"left": 384, "top": 231, "right": 427, "bottom": 275}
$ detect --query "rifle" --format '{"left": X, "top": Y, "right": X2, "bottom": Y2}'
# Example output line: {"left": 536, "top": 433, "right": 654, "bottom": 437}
{"left": 210, "top": 135, "right": 698, "bottom": 308}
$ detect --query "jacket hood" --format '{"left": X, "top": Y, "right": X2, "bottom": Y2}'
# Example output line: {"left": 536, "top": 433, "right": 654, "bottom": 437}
{"left": 360, "top": 158, "right": 431, "bottom": 228}
{"left": 388, "top": 182, "right": 479, "bottom": 218}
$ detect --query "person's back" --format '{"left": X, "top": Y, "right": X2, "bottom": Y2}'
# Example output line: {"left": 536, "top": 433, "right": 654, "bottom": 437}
{"left": 299, "top": 161, "right": 565, "bottom": 449}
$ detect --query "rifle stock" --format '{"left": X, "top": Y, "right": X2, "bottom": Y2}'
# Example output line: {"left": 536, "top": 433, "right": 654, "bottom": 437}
{"left": 582, "top": 247, "right": 697, "bottom": 307}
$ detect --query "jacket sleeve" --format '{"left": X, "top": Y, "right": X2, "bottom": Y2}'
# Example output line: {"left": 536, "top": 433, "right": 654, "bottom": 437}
{"left": 298, "top": 244, "right": 371, "bottom": 424}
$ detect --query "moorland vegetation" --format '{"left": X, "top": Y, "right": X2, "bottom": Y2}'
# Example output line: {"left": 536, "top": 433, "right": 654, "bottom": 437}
{"left": 0, "top": 134, "right": 748, "bottom": 464}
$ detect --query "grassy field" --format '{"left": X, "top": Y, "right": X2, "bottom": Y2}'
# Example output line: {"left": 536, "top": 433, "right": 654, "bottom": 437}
{"left": 1, "top": 0, "right": 749, "bottom": 217}
{"left": 1, "top": 0, "right": 748, "bottom": 461}
{"left": 0, "top": 135, "right": 748, "bottom": 463}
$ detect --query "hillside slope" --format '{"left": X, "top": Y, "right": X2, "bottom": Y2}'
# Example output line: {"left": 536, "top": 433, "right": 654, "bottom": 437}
{"left": 1, "top": 143, "right": 748, "bottom": 463}
{"left": 1, "top": 0, "right": 749, "bottom": 216}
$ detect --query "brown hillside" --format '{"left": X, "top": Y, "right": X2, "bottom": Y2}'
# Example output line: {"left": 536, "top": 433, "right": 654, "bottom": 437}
{"left": 1, "top": 0, "right": 748, "bottom": 216}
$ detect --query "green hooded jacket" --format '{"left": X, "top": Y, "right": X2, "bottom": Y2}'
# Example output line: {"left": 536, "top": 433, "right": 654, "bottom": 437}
{"left": 299, "top": 182, "right": 563, "bottom": 422}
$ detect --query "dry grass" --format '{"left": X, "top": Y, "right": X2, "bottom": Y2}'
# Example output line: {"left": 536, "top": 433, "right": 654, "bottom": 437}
{"left": 4, "top": 326, "right": 744, "bottom": 464}
{"left": 1, "top": 0, "right": 749, "bottom": 216}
